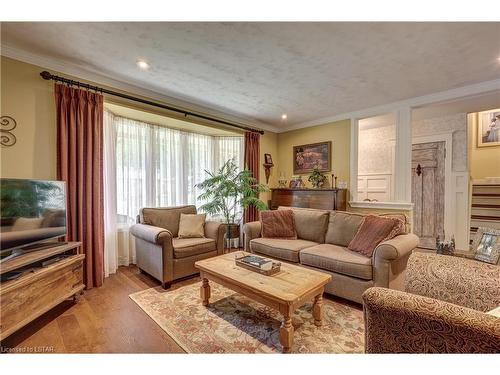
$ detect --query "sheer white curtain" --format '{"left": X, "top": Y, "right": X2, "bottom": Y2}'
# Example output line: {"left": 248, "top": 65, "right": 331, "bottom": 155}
{"left": 214, "top": 136, "right": 244, "bottom": 171}
{"left": 103, "top": 110, "right": 244, "bottom": 276}
{"left": 103, "top": 110, "right": 118, "bottom": 278}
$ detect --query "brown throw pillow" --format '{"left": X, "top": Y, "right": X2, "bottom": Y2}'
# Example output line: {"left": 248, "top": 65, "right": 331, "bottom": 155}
{"left": 379, "top": 213, "right": 409, "bottom": 234}
{"left": 178, "top": 213, "right": 206, "bottom": 238}
{"left": 260, "top": 210, "right": 297, "bottom": 239}
{"left": 348, "top": 215, "right": 400, "bottom": 257}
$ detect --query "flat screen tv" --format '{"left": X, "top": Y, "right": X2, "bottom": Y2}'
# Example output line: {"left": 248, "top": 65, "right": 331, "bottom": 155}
{"left": 0, "top": 179, "right": 67, "bottom": 259}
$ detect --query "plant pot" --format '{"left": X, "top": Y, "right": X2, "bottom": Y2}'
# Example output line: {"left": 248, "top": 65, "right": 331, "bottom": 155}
{"left": 224, "top": 223, "right": 240, "bottom": 239}
{"left": 224, "top": 223, "right": 240, "bottom": 251}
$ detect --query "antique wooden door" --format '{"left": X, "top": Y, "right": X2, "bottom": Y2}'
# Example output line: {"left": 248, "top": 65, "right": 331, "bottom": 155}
{"left": 411, "top": 142, "right": 445, "bottom": 249}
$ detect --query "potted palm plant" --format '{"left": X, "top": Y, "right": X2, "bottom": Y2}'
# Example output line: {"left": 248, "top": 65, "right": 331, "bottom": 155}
{"left": 196, "top": 159, "right": 269, "bottom": 248}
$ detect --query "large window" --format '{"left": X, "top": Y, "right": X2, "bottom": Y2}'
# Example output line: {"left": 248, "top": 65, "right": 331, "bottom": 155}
{"left": 105, "top": 110, "right": 244, "bottom": 226}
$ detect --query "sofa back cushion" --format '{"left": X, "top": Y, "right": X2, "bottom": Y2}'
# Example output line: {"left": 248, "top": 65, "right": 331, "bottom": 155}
{"left": 278, "top": 206, "right": 329, "bottom": 243}
{"left": 140, "top": 205, "right": 197, "bottom": 237}
{"left": 260, "top": 210, "right": 297, "bottom": 239}
{"left": 348, "top": 215, "right": 401, "bottom": 257}
{"left": 325, "top": 211, "right": 365, "bottom": 247}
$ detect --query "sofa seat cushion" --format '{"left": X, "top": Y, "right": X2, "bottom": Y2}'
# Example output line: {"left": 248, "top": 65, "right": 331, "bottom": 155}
{"left": 250, "top": 238, "right": 318, "bottom": 262}
{"left": 173, "top": 237, "right": 216, "bottom": 259}
{"left": 299, "top": 244, "right": 373, "bottom": 280}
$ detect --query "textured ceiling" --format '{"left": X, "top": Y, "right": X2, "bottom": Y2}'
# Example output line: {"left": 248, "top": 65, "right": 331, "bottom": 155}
{"left": 1, "top": 22, "right": 500, "bottom": 128}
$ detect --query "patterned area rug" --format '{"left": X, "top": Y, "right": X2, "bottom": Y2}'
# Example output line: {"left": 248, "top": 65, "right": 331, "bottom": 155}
{"left": 129, "top": 283, "right": 364, "bottom": 353}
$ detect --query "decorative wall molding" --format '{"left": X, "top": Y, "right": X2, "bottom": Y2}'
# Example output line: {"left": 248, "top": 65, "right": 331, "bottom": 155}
{"left": 357, "top": 173, "right": 392, "bottom": 202}
{"left": 349, "top": 201, "right": 414, "bottom": 210}
{"left": 0, "top": 43, "right": 279, "bottom": 134}
{"left": 454, "top": 172, "right": 471, "bottom": 250}
{"left": 281, "top": 79, "right": 500, "bottom": 132}
{"left": 3, "top": 43, "right": 500, "bottom": 134}
{"left": 0, "top": 116, "right": 17, "bottom": 147}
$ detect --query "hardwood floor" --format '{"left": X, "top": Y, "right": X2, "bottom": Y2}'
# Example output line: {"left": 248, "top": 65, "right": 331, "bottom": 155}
{"left": 1, "top": 265, "right": 361, "bottom": 353}
{"left": 1, "top": 266, "right": 195, "bottom": 353}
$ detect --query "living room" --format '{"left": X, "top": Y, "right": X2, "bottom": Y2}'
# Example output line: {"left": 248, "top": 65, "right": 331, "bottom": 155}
{"left": 1, "top": 1, "right": 499, "bottom": 373}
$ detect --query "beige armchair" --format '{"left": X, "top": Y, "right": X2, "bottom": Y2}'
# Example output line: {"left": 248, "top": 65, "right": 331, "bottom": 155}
{"left": 363, "top": 252, "right": 500, "bottom": 353}
{"left": 130, "top": 205, "right": 225, "bottom": 288}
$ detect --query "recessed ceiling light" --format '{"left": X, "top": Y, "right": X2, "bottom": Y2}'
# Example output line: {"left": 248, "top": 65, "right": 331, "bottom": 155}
{"left": 281, "top": 114, "right": 287, "bottom": 120}
{"left": 137, "top": 60, "right": 150, "bottom": 70}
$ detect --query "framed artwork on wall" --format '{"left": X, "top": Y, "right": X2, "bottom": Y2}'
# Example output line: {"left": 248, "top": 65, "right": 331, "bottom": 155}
{"left": 293, "top": 141, "right": 331, "bottom": 174}
{"left": 477, "top": 109, "right": 500, "bottom": 148}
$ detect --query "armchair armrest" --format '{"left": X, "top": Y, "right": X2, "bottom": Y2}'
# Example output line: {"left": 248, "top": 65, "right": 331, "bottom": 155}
{"left": 362, "top": 287, "right": 500, "bottom": 353}
{"left": 130, "top": 223, "right": 173, "bottom": 245}
{"left": 373, "top": 233, "right": 419, "bottom": 261}
{"left": 243, "top": 221, "right": 261, "bottom": 251}
{"left": 405, "top": 252, "right": 500, "bottom": 311}
{"left": 204, "top": 221, "right": 225, "bottom": 254}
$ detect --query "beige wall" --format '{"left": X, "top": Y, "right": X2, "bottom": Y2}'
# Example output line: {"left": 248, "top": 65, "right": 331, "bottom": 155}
{"left": 259, "top": 130, "right": 278, "bottom": 204}
{"left": 276, "top": 119, "right": 351, "bottom": 189}
{"left": 469, "top": 112, "right": 500, "bottom": 180}
{"left": 0, "top": 57, "right": 279, "bottom": 193}
{"left": 1, "top": 56, "right": 57, "bottom": 179}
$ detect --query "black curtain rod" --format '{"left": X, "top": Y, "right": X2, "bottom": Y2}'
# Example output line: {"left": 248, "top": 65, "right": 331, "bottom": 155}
{"left": 40, "top": 71, "right": 264, "bottom": 135}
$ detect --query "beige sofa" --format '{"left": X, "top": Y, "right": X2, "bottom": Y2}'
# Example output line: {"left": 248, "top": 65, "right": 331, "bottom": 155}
{"left": 363, "top": 252, "right": 500, "bottom": 353}
{"left": 243, "top": 206, "right": 419, "bottom": 303}
{"left": 130, "top": 205, "right": 225, "bottom": 288}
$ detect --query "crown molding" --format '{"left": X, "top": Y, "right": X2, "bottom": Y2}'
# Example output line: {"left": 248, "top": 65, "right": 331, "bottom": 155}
{"left": 280, "top": 78, "right": 500, "bottom": 132}
{"left": 0, "top": 43, "right": 281, "bottom": 134}
{"left": 3, "top": 43, "right": 499, "bottom": 135}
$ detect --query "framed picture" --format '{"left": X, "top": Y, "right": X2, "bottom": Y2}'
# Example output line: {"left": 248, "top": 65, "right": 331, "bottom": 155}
{"left": 477, "top": 109, "right": 500, "bottom": 148}
{"left": 293, "top": 141, "right": 331, "bottom": 174}
{"left": 472, "top": 227, "right": 500, "bottom": 264}
{"left": 264, "top": 153, "right": 273, "bottom": 165}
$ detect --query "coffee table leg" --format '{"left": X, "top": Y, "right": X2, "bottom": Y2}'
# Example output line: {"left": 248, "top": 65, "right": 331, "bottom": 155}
{"left": 313, "top": 293, "right": 323, "bottom": 327}
{"left": 200, "top": 277, "right": 211, "bottom": 306}
{"left": 279, "top": 312, "right": 294, "bottom": 353}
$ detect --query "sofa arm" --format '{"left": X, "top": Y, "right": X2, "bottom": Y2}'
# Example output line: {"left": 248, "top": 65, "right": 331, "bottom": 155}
{"left": 243, "top": 221, "right": 261, "bottom": 251}
{"left": 362, "top": 287, "right": 500, "bottom": 353}
{"left": 130, "top": 223, "right": 173, "bottom": 246}
{"left": 205, "top": 221, "right": 225, "bottom": 254}
{"left": 371, "top": 233, "right": 418, "bottom": 289}
{"left": 373, "top": 233, "right": 419, "bottom": 261}
{"left": 405, "top": 251, "right": 500, "bottom": 312}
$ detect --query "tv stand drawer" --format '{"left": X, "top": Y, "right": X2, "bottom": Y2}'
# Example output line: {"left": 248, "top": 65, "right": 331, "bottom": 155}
{"left": 0, "top": 253, "right": 85, "bottom": 340}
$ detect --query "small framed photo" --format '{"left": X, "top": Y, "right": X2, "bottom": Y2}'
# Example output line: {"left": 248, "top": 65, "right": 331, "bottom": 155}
{"left": 472, "top": 227, "right": 500, "bottom": 264}
{"left": 477, "top": 109, "right": 500, "bottom": 148}
{"left": 264, "top": 153, "right": 273, "bottom": 165}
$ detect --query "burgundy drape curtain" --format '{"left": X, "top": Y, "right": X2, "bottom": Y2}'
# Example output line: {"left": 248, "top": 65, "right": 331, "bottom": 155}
{"left": 243, "top": 132, "right": 260, "bottom": 223}
{"left": 55, "top": 84, "right": 104, "bottom": 289}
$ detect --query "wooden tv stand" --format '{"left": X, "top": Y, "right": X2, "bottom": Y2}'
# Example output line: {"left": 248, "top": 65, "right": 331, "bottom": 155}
{"left": 0, "top": 242, "right": 85, "bottom": 340}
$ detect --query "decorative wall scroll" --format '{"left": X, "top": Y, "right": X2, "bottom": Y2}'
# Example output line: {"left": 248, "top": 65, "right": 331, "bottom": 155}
{"left": 0, "top": 116, "right": 17, "bottom": 147}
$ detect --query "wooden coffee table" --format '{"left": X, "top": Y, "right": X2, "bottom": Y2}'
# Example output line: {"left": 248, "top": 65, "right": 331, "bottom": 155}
{"left": 195, "top": 252, "right": 332, "bottom": 353}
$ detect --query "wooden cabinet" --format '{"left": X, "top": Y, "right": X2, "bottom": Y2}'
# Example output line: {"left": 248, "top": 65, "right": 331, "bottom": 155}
{"left": 0, "top": 242, "right": 84, "bottom": 340}
{"left": 270, "top": 188, "right": 347, "bottom": 211}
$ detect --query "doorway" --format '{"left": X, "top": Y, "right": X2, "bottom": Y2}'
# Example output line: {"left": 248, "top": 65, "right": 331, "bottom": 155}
{"left": 411, "top": 141, "right": 446, "bottom": 248}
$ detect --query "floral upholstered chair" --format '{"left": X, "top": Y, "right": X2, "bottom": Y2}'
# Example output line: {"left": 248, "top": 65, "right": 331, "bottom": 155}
{"left": 362, "top": 251, "right": 500, "bottom": 353}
